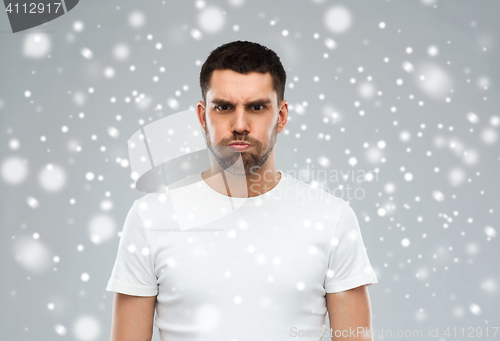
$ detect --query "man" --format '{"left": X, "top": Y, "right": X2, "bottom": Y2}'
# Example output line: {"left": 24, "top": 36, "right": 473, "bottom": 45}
{"left": 106, "top": 40, "right": 378, "bottom": 341}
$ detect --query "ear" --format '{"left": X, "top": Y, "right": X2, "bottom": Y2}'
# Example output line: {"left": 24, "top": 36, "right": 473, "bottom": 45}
{"left": 196, "top": 101, "right": 206, "bottom": 132}
{"left": 277, "top": 100, "right": 289, "bottom": 133}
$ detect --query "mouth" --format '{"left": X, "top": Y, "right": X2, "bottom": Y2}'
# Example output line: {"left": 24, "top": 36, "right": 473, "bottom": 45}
{"left": 229, "top": 142, "right": 251, "bottom": 151}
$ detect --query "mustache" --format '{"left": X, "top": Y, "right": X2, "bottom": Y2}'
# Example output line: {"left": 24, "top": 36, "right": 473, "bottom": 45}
{"left": 226, "top": 136, "right": 255, "bottom": 144}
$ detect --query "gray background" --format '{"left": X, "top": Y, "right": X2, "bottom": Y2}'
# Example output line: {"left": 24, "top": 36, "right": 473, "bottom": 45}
{"left": 1, "top": 0, "right": 499, "bottom": 340}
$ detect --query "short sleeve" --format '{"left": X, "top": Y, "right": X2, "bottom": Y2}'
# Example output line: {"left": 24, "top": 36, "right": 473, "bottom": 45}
{"left": 105, "top": 200, "right": 158, "bottom": 296}
{"left": 324, "top": 200, "right": 378, "bottom": 293}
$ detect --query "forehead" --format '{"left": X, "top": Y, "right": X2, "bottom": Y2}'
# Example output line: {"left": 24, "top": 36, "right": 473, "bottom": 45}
{"left": 207, "top": 69, "right": 276, "bottom": 102}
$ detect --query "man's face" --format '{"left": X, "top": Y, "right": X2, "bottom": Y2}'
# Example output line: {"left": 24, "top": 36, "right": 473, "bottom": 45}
{"left": 197, "top": 69, "right": 287, "bottom": 176}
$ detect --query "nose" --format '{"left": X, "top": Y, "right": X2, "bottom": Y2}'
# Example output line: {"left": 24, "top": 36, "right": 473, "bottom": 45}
{"left": 231, "top": 105, "right": 250, "bottom": 136}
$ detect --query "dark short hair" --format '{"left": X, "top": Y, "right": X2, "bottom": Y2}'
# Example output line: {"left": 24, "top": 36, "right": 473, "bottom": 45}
{"left": 199, "top": 40, "right": 287, "bottom": 106}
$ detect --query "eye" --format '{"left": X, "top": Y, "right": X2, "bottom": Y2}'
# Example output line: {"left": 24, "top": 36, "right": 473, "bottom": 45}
{"left": 215, "top": 105, "right": 230, "bottom": 111}
{"left": 251, "top": 105, "right": 265, "bottom": 111}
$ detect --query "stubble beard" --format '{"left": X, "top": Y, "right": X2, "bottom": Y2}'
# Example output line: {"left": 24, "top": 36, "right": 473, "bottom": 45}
{"left": 204, "top": 117, "right": 279, "bottom": 176}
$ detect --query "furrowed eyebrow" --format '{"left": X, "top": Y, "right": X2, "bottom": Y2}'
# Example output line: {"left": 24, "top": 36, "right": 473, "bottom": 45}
{"left": 211, "top": 99, "right": 272, "bottom": 107}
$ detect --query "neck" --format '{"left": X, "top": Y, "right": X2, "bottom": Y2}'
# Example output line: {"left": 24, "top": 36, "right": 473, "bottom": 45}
{"left": 201, "top": 165, "right": 282, "bottom": 198}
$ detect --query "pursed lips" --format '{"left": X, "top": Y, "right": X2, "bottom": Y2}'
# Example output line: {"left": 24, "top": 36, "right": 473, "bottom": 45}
{"left": 229, "top": 142, "right": 251, "bottom": 151}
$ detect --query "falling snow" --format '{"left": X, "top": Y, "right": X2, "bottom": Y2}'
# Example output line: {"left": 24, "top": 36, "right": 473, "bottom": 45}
{"left": 0, "top": 1, "right": 499, "bottom": 340}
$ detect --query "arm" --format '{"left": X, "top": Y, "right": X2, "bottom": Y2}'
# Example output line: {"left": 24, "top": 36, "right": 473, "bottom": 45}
{"left": 110, "top": 292, "right": 157, "bottom": 341}
{"left": 326, "top": 285, "right": 374, "bottom": 341}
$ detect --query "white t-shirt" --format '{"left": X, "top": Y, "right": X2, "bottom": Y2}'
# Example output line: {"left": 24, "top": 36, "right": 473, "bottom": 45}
{"left": 106, "top": 170, "right": 378, "bottom": 341}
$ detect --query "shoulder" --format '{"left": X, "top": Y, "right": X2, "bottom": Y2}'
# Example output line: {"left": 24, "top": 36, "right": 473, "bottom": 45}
{"left": 136, "top": 192, "right": 169, "bottom": 207}
{"left": 284, "top": 172, "right": 345, "bottom": 208}
{"left": 134, "top": 192, "right": 177, "bottom": 230}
